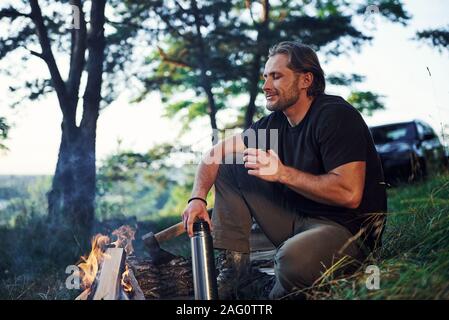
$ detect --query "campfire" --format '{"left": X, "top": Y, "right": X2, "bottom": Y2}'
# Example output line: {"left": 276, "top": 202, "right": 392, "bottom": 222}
{"left": 75, "top": 225, "right": 144, "bottom": 300}
{"left": 74, "top": 223, "right": 195, "bottom": 300}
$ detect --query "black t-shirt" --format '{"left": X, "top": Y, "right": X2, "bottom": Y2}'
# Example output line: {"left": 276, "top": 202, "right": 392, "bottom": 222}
{"left": 242, "top": 93, "right": 387, "bottom": 250}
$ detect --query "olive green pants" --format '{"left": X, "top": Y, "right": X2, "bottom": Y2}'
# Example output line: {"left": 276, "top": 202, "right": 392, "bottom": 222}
{"left": 211, "top": 163, "right": 365, "bottom": 299}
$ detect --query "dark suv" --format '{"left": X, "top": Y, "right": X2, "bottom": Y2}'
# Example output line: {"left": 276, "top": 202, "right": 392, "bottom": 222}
{"left": 369, "top": 120, "right": 447, "bottom": 183}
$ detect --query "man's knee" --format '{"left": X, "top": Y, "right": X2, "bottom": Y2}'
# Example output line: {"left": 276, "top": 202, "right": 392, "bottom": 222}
{"left": 272, "top": 224, "right": 361, "bottom": 292}
{"left": 274, "top": 238, "right": 318, "bottom": 291}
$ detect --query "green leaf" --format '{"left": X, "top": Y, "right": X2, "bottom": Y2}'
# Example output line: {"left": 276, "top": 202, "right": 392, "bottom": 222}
{"left": 0, "top": 117, "right": 10, "bottom": 151}
{"left": 416, "top": 27, "right": 449, "bottom": 52}
{"left": 347, "top": 91, "right": 385, "bottom": 116}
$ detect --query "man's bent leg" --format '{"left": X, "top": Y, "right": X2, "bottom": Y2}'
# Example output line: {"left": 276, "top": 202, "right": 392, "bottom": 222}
{"left": 232, "top": 162, "right": 299, "bottom": 247}
{"left": 269, "top": 218, "right": 364, "bottom": 299}
{"left": 212, "top": 162, "right": 300, "bottom": 251}
{"left": 212, "top": 164, "right": 254, "bottom": 253}
{"left": 212, "top": 162, "right": 300, "bottom": 299}
{"left": 212, "top": 164, "right": 254, "bottom": 299}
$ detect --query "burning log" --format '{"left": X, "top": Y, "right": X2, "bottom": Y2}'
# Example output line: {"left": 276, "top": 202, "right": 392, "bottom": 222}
{"left": 75, "top": 224, "right": 194, "bottom": 300}
{"left": 126, "top": 268, "right": 145, "bottom": 300}
{"left": 75, "top": 226, "right": 145, "bottom": 300}
{"left": 92, "top": 247, "right": 126, "bottom": 300}
{"left": 127, "top": 256, "right": 194, "bottom": 299}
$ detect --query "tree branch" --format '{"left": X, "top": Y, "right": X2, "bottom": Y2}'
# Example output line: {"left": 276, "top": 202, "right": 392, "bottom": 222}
{"left": 157, "top": 46, "right": 191, "bottom": 68}
{"left": 81, "top": 0, "right": 106, "bottom": 130}
{"left": 0, "top": 7, "right": 31, "bottom": 20}
{"left": 105, "top": 17, "right": 155, "bottom": 31}
{"left": 190, "top": 0, "right": 218, "bottom": 130}
{"left": 29, "top": 0, "right": 67, "bottom": 109}
{"left": 246, "top": 0, "right": 257, "bottom": 25}
{"left": 262, "top": 0, "right": 269, "bottom": 22}
{"left": 0, "top": 25, "right": 35, "bottom": 59}
{"left": 29, "top": 49, "right": 45, "bottom": 60}
{"left": 174, "top": 0, "right": 188, "bottom": 14}
{"left": 157, "top": 9, "right": 186, "bottom": 39}
{"left": 67, "top": 0, "right": 87, "bottom": 98}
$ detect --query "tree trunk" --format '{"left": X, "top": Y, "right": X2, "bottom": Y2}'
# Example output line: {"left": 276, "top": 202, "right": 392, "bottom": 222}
{"left": 203, "top": 82, "right": 218, "bottom": 131}
{"left": 47, "top": 118, "right": 96, "bottom": 240}
{"left": 245, "top": 53, "right": 262, "bottom": 129}
{"left": 244, "top": 0, "right": 270, "bottom": 129}
{"left": 47, "top": 0, "right": 105, "bottom": 246}
{"left": 191, "top": 0, "right": 218, "bottom": 140}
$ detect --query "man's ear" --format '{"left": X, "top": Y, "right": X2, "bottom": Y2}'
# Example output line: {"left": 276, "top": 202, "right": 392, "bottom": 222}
{"left": 300, "top": 72, "right": 314, "bottom": 90}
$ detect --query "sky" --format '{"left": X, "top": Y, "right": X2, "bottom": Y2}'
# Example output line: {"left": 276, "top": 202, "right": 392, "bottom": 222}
{"left": 0, "top": 0, "right": 448, "bottom": 175}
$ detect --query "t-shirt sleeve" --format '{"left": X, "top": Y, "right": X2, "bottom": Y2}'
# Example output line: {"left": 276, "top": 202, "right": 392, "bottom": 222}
{"left": 317, "top": 105, "right": 367, "bottom": 172}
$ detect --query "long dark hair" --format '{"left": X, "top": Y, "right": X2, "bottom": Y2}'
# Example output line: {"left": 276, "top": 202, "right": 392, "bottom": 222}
{"left": 268, "top": 41, "right": 325, "bottom": 97}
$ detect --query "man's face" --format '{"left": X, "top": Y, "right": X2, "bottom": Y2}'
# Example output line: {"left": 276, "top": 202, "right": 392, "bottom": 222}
{"left": 262, "top": 54, "right": 302, "bottom": 112}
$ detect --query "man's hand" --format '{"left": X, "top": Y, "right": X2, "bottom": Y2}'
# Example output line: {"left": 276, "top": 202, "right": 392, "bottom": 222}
{"left": 243, "top": 148, "right": 285, "bottom": 182}
{"left": 182, "top": 199, "right": 213, "bottom": 237}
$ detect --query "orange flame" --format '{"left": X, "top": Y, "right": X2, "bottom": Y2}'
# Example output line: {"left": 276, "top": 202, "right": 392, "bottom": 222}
{"left": 76, "top": 225, "right": 136, "bottom": 295}
{"left": 77, "top": 234, "right": 110, "bottom": 290}
{"left": 121, "top": 265, "right": 133, "bottom": 293}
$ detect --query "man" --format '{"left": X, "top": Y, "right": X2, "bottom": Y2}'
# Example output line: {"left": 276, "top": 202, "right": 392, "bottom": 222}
{"left": 182, "top": 41, "right": 387, "bottom": 299}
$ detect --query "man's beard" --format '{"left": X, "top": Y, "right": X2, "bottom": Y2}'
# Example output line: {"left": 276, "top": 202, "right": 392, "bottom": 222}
{"left": 266, "top": 80, "right": 300, "bottom": 112}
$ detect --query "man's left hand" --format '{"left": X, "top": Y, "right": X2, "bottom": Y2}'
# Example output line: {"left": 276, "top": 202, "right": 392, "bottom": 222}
{"left": 243, "top": 148, "right": 285, "bottom": 182}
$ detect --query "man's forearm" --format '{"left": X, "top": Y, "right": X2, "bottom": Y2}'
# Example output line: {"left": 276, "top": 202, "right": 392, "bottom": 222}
{"left": 278, "top": 166, "right": 358, "bottom": 208}
{"left": 191, "top": 140, "right": 224, "bottom": 199}
{"left": 191, "top": 160, "right": 220, "bottom": 199}
{"left": 191, "top": 134, "right": 246, "bottom": 200}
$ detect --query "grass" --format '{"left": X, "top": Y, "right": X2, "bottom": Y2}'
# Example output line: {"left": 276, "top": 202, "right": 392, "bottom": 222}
{"left": 0, "top": 273, "right": 76, "bottom": 300}
{"left": 304, "top": 172, "right": 449, "bottom": 299}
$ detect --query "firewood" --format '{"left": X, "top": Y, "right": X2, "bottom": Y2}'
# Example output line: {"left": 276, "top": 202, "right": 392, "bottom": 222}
{"left": 127, "top": 268, "right": 145, "bottom": 300}
{"left": 127, "top": 256, "right": 194, "bottom": 299}
{"left": 75, "top": 289, "right": 90, "bottom": 300}
{"left": 93, "top": 247, "right": 126, "bottom": 300}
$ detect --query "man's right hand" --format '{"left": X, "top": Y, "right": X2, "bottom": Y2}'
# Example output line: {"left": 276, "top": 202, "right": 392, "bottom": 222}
{"left": 182, "top": 199, "right": 213, "bottom": 237}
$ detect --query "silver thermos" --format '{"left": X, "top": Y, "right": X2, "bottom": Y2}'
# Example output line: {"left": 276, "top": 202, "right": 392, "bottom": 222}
{"left": 191, "top": 219, "right": 218, "bottom": 300}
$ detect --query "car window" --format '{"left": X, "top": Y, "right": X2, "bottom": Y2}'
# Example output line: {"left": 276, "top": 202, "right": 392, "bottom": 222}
{"left": 418, "top": 122, "right": 437, "bottom": 139}
{"left": 416, "top": 122, "right": 425, "bottom": 139}
{"left": 423, "top": 124, "right": 436, "bottom": 138}
{"left": 370, "top": 123, "right": 416, "bottom": 144}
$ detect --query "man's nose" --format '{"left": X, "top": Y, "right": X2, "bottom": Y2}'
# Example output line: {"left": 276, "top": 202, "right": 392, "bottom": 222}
{"left": 262, "top": 78, "right": 272, "bottom": 92}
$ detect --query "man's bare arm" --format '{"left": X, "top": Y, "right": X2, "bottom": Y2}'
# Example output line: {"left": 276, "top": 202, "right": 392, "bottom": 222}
{"left": 243, "top": 148, "right": 366, "bottom": 209}
{"left": 191, "top": 134, "right": 246, "bottom": 199}
{"left": 183, "top": 134, "right": 246, "bottom": 236}
{"left": 278, "top": 161, "right": 366, "bottom": 209}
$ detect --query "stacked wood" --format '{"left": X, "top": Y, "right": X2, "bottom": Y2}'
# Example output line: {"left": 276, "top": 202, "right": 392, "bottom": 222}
{"left": 125, "top": 250, "right": 274, "bottom": 300}
{"left": 126, "top": 268, "right": 145, "bottom": 300}
{"left": 127, "top": 256, "right": 194, "bottom": 299}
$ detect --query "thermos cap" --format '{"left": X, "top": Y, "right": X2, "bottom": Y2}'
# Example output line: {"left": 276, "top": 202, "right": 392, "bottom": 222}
{"left": 193, "top": 220, "right": 210, "bottom": 233}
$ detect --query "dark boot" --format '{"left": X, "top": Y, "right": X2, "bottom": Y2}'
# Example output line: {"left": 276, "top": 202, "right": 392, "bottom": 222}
{"left": 215, "top": 249, "right": 250, "bottom": 299}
